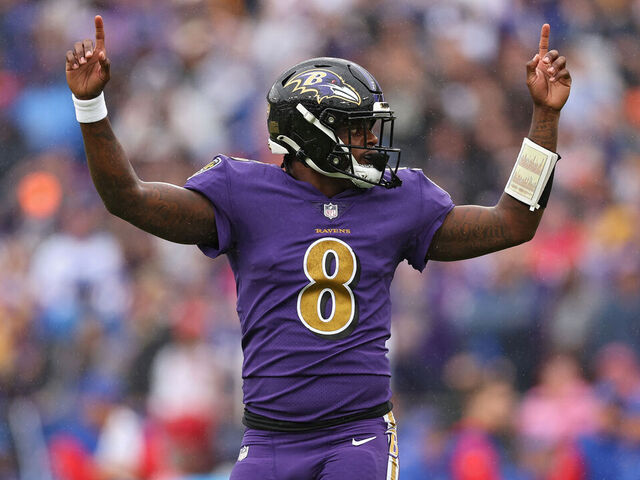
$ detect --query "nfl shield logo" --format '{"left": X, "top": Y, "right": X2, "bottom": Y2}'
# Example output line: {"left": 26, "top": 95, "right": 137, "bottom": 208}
{"left": 323, "top": 203, "right": 338, "bottom": 219}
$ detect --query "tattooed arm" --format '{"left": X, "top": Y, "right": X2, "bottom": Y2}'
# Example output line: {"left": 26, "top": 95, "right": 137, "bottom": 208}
{"left": 66, "top": 16, "right": 217, "bottom": 245}
{"left": 80, "top": 120, "right": 217, "bottom": 244}
{"left": 427, "top": 24, "right": 570, "bottom": 262}
{"left": 427, "top": 107, "right": 558, "bottom": 261}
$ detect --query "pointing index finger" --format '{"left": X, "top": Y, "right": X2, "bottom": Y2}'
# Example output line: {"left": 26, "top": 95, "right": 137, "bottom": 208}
{"left": 95, "top": 15, "right": 105, "bottom": 50}
{"left": 538, "top": 23, "right": 550, "bottom": 57}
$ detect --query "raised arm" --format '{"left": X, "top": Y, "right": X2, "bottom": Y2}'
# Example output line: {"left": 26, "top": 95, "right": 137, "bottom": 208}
{"left": 427, "top": 24, "right": 571, "bottom": 261}
{"left": 65, "top": 16, "right": 217, "bottom": 245}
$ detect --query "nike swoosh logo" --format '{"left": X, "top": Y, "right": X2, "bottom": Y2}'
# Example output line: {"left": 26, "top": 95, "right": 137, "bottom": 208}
{"left": 352, "top": 436, "right": 377, "bottom": 446}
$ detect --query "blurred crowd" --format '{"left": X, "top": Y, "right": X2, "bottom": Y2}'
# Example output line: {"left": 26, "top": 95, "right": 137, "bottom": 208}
{"left": 1, "top": 0, "right": 639, "bottom": 478}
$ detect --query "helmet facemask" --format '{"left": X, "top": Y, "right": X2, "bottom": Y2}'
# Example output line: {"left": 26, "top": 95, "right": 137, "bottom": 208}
{"left": 329, "top": 106, "right": 402, "bottom": 189}
{"left": 271, "top": 102, "right": 402, "bottom": 189}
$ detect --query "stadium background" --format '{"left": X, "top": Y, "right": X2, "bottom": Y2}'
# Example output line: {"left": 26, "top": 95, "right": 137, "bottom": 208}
{"left": 1, "top": 0, "right": 640, "bottom": 478}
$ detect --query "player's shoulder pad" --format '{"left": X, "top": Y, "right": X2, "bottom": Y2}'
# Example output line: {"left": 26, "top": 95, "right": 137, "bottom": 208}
{"left": 397, "top": 166, "right": 428, "bottom": 177}
{"left": 226, "top": 156, "right": 282, "bottom": 173}
{"left": 228, "top": 156, "right": 278, "bottom": 166}
{"left": 188, "top": 155, "right": 279, "bottom": 180}
{"left": 187, "top": 155, "right": 226, "bottom": 180}
{"left": 398, "top": 167, "right": 445, "bottom": 186}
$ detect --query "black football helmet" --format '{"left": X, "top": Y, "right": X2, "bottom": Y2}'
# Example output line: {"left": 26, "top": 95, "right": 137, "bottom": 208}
{"left": 267, "top": 57, "right": 402, "bottom": 189}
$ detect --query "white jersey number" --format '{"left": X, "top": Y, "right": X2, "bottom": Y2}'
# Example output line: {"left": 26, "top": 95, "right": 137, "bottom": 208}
{"left": 297, "top": 237, "right": 360, "bottom": 339}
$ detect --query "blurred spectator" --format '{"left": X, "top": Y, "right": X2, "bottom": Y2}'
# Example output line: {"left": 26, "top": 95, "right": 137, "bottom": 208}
{"left": 586, "top": 260, "right": 640, "bottom": 352}
{"left": 592, "top": 343, "right": 640, "bottom": 412}
{"left": 398, "top": 407, "right": 450, "bottom": 480}
{"left": 445, "top": 379, "right": 526, "bottom": 480}
{"left": 576, "top": 343, "right": 640, "bottom": 480}
{"left": 516, "top": 353, "right": 596, "bottom": 479}
{"left": 147, "top": 297, "right": 232, "bottom": 475}
{"left": 94, "top": 400, "right": 145, "bottom": 480}
{"left": 0, "top": 0, "right": 639, "bottom": 478}
{"left": 28, "top": 197, "right": 128, "bottom": 337}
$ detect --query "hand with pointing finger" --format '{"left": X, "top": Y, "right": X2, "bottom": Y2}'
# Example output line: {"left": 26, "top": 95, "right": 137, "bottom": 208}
{"left": 526, "top": 24, "right": 571, "bottom": 112}
{"left": 65, "top": 15, "right": 111, "bottom": 100}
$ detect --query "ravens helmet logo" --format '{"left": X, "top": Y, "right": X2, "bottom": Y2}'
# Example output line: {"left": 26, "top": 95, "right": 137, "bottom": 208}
{"left": 284, "top": 69, "right": 362, "bottom": 105}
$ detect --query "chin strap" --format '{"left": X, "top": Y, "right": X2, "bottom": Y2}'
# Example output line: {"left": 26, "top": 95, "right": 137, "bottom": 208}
{"left": 362, "top": 152, "right": 388, "bottom": 171}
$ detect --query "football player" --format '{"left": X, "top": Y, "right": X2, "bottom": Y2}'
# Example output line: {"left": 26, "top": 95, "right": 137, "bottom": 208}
{"left": 65, "top": 16, "right": 570, "bottom": 480}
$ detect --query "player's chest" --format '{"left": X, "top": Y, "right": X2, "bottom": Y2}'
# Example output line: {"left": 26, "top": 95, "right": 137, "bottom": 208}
{"left": 234, "top": 195, "right": 409, "bottom": 276}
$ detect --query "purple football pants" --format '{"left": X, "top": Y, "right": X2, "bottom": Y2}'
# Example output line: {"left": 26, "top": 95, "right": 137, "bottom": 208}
{"left": 229, "top": 412, "right": 399, "bottom": 480}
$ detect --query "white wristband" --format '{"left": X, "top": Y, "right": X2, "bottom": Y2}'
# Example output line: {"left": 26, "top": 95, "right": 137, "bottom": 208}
{"left": 72, "top": 92, "right": 108, "bottom": 123}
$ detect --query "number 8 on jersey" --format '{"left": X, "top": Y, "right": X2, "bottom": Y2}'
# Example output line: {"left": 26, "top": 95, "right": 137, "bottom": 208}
{"left": 297, "top": 237, "right": 360, "bottom": 340}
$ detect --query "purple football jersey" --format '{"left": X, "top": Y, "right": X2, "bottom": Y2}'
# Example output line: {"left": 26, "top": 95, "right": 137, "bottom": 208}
{"left": 184, "top": 156, "right": 454, "bottom": 423}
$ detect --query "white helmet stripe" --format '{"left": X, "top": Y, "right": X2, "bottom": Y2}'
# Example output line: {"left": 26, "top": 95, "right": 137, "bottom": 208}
{"left": 296, "top": 104, "right": 338, "bottom": 143}
{"left": 268, "top": 138, "right": 289, "bottom": 154}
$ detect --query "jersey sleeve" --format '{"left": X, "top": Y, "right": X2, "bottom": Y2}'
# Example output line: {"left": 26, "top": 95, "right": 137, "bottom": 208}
{"left": 183, "top": 155, "right": 235, "bottom": 258}
{"left": 404, "top": 172, "right": 454, "bottom": 271}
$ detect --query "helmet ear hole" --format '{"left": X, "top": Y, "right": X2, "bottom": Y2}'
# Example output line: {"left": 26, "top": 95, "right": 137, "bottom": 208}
{"left": 319, "top": 110, "right": 347, "bottom": 130}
